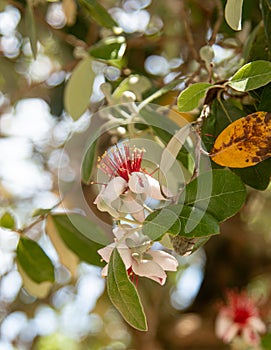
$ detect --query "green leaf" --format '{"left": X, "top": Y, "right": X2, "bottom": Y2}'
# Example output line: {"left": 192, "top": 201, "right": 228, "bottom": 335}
{"left": 47, "top": 213, "right": 107, "bottom": 266}
{"left": 112, "top": 75, "right": 151, "bottom": 101}
{"left": 232, "top": 158, "right": 271, "bottom": 190}
{"left": 260, "top": 0, "right": 271, "bottom": 55}
{"left": 143, "top": 204, "right": 219, "bottom": 240}
{"left": 89, "top": 36, "right": 126, "bottom": 61}
{"left": 107, "top": 248, "right": 148, "bottom": 331}
{"left": 243, "top": 22, "right": 269, "bottom": 62}
{"left": 25, "top": 0, "right": 37, "bottom": 59}
{"left": 229, "top": 60, "right": 271, "bottom": 92}
{"left": 79, "top": 0, "right": 117, "bottom": 28}
{"left": 16, "top": 236, "right": 55, "bottom": 283}
{"left": 225, "top": 0, "right": 244, "bottom": 31}
{"left": 262, "top": 333, "right": 271, "bottom": 350}
{"left": 0, "top": 211, "right": 16, "bottom": 229}
{"left": 64, "top": 56, "right": 95, "bottom": 120}
{"left": 178, "top": 83, "right": 212, "bottom": 112}
{"left": 81, "top": 139, "right": 98, "bottom": 184}
{"left": 179, "top": 169, "right": 246, "bottom": 222}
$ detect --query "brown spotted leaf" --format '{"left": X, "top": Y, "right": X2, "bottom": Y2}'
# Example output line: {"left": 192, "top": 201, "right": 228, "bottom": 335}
{"left": 210, "top": 111, "right": 271, "bottom": 167}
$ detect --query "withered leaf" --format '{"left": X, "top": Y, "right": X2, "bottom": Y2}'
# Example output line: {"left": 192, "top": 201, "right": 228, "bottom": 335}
{"left": 210, "top": 111, "right": 271, "bottom": 168}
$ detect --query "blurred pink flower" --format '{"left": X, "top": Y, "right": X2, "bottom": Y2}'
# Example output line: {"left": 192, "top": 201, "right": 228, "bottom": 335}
{"left": 215, "top": 290, "right": 266, "bottom": 346}
{"left": 98, "top": 226, "right": 178, "bottom": 285}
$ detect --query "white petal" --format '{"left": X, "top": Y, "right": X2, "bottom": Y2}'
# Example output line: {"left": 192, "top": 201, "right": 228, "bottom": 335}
{"left": 132, "top": 209, "right": 146, "bottom": 222}
{"left": 113, "top": 225, "right": 133, "bottom": 240}
{"left": 101, "top": 264, "right": 109, "bottom": 277}
{"left": 145, "top": 175, "right": 166, "bottom": 200}
{"left": 248, "top": 316, "right": 266, "bottom": 333}
{"left": 149, "top": 250, "right": 178, "bottom": 271}
{"left": 132, "top": 259, "right": 167, "bottom": 285}
{"left": 215, "top": 314, "right": 235, "bottom": 340}
{"left": 118, "top": 191, "right": 145, "bottom": 216}
{"left": 117, "top": 247, "right": 133, "bottom": 269}
{"left": 101, "top": 177, "right": 127, "bottom": 203}
{"left": 242, "top": 326, "right": 260, "bottom": 346}
{"left": 94, "top": 194, "right": 121, "bottom": 217}
{"left": 222, "top": 323, "right": 240, "bottom": 343}
{"left": 128, "top": 172, "right": 148, "bottom": 194}
{"left": 97, "top": 243, "right": 115, "bottom": 262}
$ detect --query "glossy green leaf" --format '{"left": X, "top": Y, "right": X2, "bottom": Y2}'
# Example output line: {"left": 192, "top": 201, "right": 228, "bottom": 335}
{"left": 0, "top": 211, "right": 16, "bottom": 229}
{"left": 89, "top": 36, "right": 126, "bottom": 61}
{"left": 143, "top": 204, "right": 219, "bottom": 240}
{"left": 229, "top": 60, "right": 271, "bottom": 92}
{"left": 81, "top": 139, "right": 98, "bottom": 184}
{"left": 47, "top": 213, "right": 107, "bottom": 266}
{"left": 79, "top": 0, "right": 117, "bottom": 28}
{"left": 178, "top": 83, "right": 212, "bottom": 112}
{"left": 179, "top": 169, "right": 247, "bottom": 222}
{"left": 25, "top": 0, "right": 37, "bottom": 59}
{"left": 64, "top": 56, "right": 94, "bottom": 120}
{"left": 107, "top": 248, "right": 148, "bottom": 331}
{"left": 17, "top": 236, "right": 55, "bottom": 283}
{"left": 225, "top": 0, "right": 244, "bottom": 31}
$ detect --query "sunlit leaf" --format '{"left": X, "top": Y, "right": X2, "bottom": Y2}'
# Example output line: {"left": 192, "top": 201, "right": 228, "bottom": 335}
{"left": 228, "top": 60, "right": 271, "bottom": 92}
{"left": 17, "top": 263, "right": 53, "bottom": 298}
{"left": 0, "top": 211, "right": 16, "bottom": 229}
{"left": 225, "top": 0, "right": 244, "bottom": 31}
{"left": 25, "top": 0, "right": 37, "bottom": 59}
{"left": 47, "top": 213, "right": 106, "bottom": 267}
{"left": 179, "top": 169, "right": 246, "bottom": 222}
{"left": 79, "top": 0, "right": 117, "bottom": 28}
{"left": 46, "top": 215, "right": 79, "bottom": 276}
{"left": 107, "top": 248, "right": 148, "bottom": 331}
{"left": 178, "top": 83, "right": 212, "bottom": 112}
{"left": 32, "top": 208, "right": 52, "bottom": 217}
{"left": 211, "top": 112, "right": 271, "bottom": 167}
{"left": 16, "top": 236, "right": 55, "bottom": 284}
{"left": 64, "top": 56, "right": 94, "bottom": 120}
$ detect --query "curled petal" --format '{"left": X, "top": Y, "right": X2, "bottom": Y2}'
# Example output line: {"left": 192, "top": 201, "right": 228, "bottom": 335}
{"left": 145, "top": 175, "right": 166, "bottom": 200}
{"left": 101, "top": 177, "right": 127, "bottom": 202}
{"left": 149, "top": 250, "right": 178, "bottom": 271}
{"left": 242, "top": 326, "right": 260, "bottom": 346}
{"left": 248, "top": 316, "right": 266, "bottom": 334}
{"left": 215, "top": 315, "right": 236, "bottom": 341}
{"left": 132, "top": 259, "right": 167, "bottom": 285}
{"left": 97, "top": 243, "right": 115, "bottom": 262}
{"left": 117, "top": 246, "right": 133, "bottom": 269}
{"left": 101, "top": 264, "right": 109, "bottom": 277}
{"left": 128, "top": 172, "right": 149, "bottom": 194}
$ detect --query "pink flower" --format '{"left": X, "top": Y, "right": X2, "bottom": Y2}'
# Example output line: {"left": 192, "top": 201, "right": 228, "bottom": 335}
{"left": 93, "top": 142, "right": 167, "bottom": 219}
{"left": 215, "top": 290, "right": 266, "bottom": 346}
{"left": 98, "top": 226, "right": 178, "bottom": 285}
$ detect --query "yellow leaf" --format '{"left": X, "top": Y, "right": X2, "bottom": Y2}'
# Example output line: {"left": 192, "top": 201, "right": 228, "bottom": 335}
{"left": 46, "top": 215, "right": 79, "bottom": 276}
{"left": 211, "top": 111, "right": 271, "bottom": 168}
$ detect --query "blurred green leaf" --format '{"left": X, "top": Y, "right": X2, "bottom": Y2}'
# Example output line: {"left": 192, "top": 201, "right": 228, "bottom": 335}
{"left": 81, "top": 139, "right": 98, "bottom": 184}
{"left": 225, "top": 0, "right": 244, "bottom": 31}
{"left": 177, "top": 83, "right": 212, "bottom": 112}
{"left": 229, "top": 60, "right": 271, "bottom": 91}
{"left": 32, "top": 208, "right": 52, "bottom": 217}
{"left": 64, "top": 56, "right": 95, "bottom": 120}
{"left": 107, "top": 248, "right": 148, "bottom": 331}
{"left": 89, "top": 36, "right": 126, "bottom": 61}
{"left": 260, "top": 0, "right": 271, "bottom": 55}
{"left": 112, "top": 75, "right": 151, "bottom": 101}
{"left": 79, "top": 0, "right": 117, "bottom": 28}
{"left": 25, "top": 0, "right": 37, "bottom": 59}
{"left": 0, "top": 211, "right": 16, "bottom": 229}
{"left": 47, "top": 213, "right": 107, "bottom": 266}
{"left": 17, "top": 236, "right": 55, "bottom": 283}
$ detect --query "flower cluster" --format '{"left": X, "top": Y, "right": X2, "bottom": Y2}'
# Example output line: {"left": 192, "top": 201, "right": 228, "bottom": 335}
{"left": 94, "top": 141, "right": 178, "bottom": 285}
{"left": 215, "top": 290, "right": 266, "bottom": 346}
{"left": 98, "top": 225, "right": 178, "bottom": 285}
